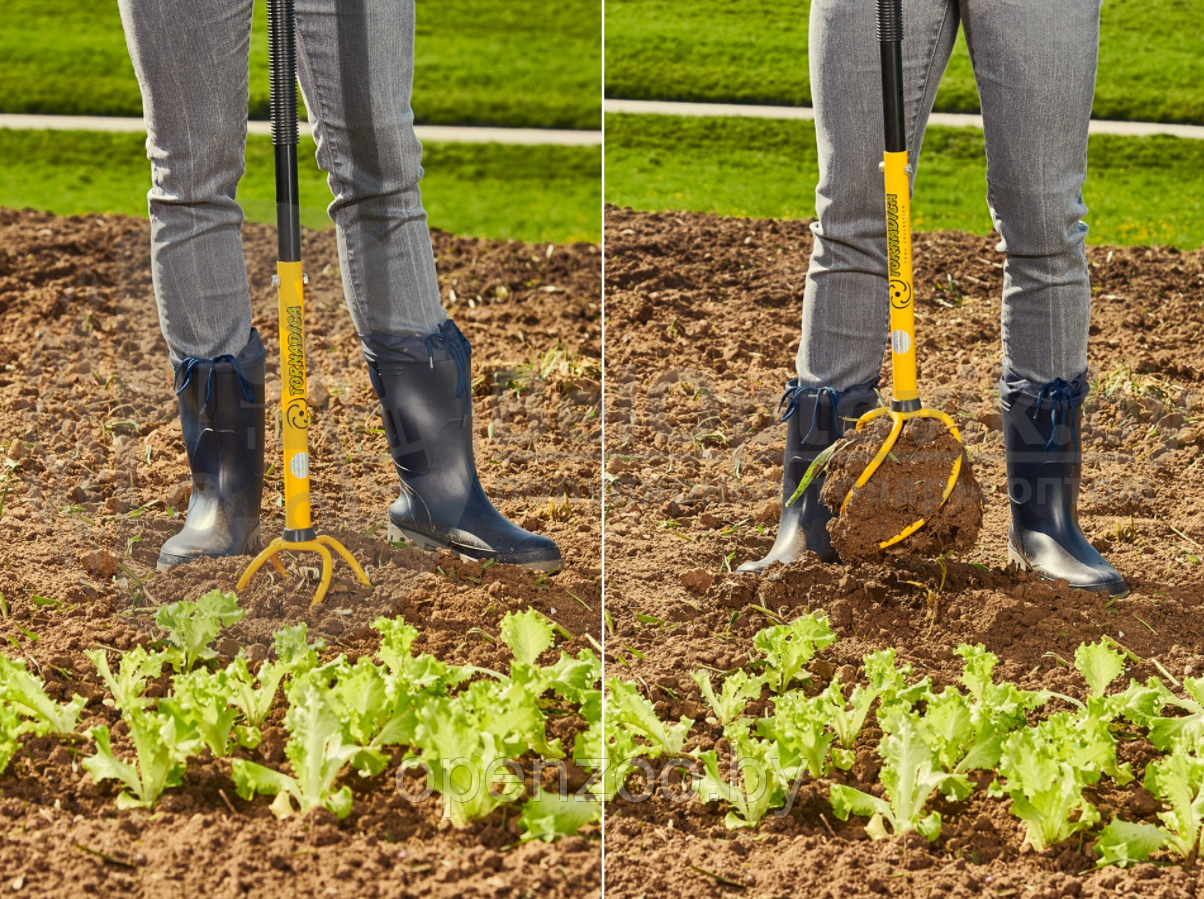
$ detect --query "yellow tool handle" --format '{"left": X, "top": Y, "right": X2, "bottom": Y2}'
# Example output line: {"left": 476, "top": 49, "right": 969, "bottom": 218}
{"left": 883, "top": 150, "right": 918, "bottom": 404}
{"left": 276, "top": 259, "right": 312, "bottom": 533}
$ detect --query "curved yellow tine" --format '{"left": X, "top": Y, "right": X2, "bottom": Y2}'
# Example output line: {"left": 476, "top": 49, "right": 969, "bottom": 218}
{"left": 238, "top": 533, "right": 370, "bottom": 606}
{"left": 940, "top": 454, "right": 963, "bottom": 504}
{"left": 919, "top": 407, "right": 964, "bottom": 442}
{"left": 840, "top": 410, "right": 905, "bottom": 513}
{"left": 877, "top": 409, "right": 965, "bottom": 549}
{"left": 237, "top": 538, "right": 285, "bottom": 590}
{"left": 878, "top": 454, "right": 963, "bottom": 549}
{"left": 302, "top": 541, "right": 335, "bottom": 607}
{"left": 269, "top": 554, "right": 288, "bottom": 577}
{"left": 317, "top": 536, "right": 372, "bottom": 586}
{"left": 853, "top": 405, "right": 891, "bottom": 430}
{"left": 880, "top": 516, "right": 931, "bottom": 548}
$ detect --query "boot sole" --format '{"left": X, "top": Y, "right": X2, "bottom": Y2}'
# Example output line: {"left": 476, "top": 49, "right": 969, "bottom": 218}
{"left": 1007, "top": 543, "right": 1129, "bottom": 598}
{"left": 737, "top": 547, "right": 840, "bottom": 575}
{"left": 156, "top": 526, "right": 261, "bottom": 573}
{"left": 386, "top": 522, "right": 563, "bottom": 574}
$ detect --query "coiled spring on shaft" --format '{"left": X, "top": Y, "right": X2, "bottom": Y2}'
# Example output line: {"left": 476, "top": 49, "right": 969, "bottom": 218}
{"left": 267, "top": 0, "right": 298, "bottom": 146}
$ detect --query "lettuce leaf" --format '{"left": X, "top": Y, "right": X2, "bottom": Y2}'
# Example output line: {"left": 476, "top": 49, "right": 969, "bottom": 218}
{"left": 154, "top": 589, "right": 244, "bottom": 672}
{"left": 751, "top": 612, "right": 837, "bottom": 694}
{"left": 518, "top": 789, "right": 601, "bottom": 842}
{"left": 1095, "top": 819, "right": 1169, "bottom": 868}
{"left": 0, "top": 654, "right": 87, "bottom": 736}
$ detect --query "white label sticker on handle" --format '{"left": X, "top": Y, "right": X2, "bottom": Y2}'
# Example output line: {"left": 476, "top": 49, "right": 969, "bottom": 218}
{"left": 892, "top": 330, "right": 912, "bottom": 354}
{"left": 290, "top": 452, "right": 310, "bottom": 480}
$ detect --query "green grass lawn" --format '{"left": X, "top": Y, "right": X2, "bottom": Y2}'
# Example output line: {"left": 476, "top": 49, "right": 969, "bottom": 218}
{"left": 2, "top": 0, "right": 601, "bottom": 130}
{"left": 604, "top": 114, "right": 1204, "bottom": 250}
{"left": 0, "top": 130, "right": 601, "bottom": 243}
{"left": 605, "top": 0, "right": 1204, "bottom": 126}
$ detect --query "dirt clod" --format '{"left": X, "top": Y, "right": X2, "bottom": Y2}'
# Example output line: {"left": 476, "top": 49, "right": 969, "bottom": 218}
{"left": 82, "top": 550, "right": 117, "bottom": 579}
{"left": 679, "top": 568, "right": 714, "bottom": 594}
{"left": 823, "top": 415, "right": 983, "bottom": 562}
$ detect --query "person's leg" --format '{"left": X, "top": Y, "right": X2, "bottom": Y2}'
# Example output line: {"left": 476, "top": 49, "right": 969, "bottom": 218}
{"left": 965, "top": 0, "right": 1124, "bottom": 594}
{"left": 118, "top": 0, "right": 267, "bottom": 569}
{"left": 292, "top": 0, "right": 444, "bottom": 337}
{"left": 117, "top": 0, "right": 256, "bottom": 364}
{"left": 797, "top": 0, "right": 960, "bottom": 390}
{"left": 962, "top": 0, "right": 1096, "bottom": 384}
{"left": 293, "top": 0, "right": 560, "bottom": 570}
{"left": 742, "top": 0, "right": 960, "bottom": 574}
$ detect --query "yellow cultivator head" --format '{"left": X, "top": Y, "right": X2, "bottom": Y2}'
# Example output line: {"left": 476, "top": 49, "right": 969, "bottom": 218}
{"left": 839, "top": 405, "right": 964, "bottom": 549}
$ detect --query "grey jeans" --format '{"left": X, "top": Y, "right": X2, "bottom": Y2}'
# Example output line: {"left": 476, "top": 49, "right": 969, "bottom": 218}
{"left": 797, "top": 0, "right": 1101, "bottom": 390}
{"left": 118, "top": 0, "right": 446, "bottom": 365}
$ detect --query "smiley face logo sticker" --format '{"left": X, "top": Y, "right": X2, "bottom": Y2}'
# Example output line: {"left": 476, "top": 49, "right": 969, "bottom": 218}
{"left": 286, "top": 398, "right": 310, "bottom": 431}
{"left": 889, "top": 279, "right": 912, "bottom": 309}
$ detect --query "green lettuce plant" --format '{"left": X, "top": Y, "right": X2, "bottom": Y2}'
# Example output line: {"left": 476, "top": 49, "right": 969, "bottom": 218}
{"left": 692, "top": 669, "right": 765, "bottom": 727}
{"left": 86, "top": 645, "right": 166, "bottom": 710}
{"left": 0, "top": 654, "right": 87, "bottom": 736}
{"left": 1096, "top": 745, "right": 1204, "bottom": 866}
{"left": 697, "top": 719, "right": 789, "bottom": 829}
{"left": 83, "top": 706, "right": 199, "bottom": 810}
{"left": 606, "top": 678, "right": 693, "bottom": 757}
{"left": 231, "top": 679, "right": 360, "bottom": 819}
{"left": 154, "top": 589, "right": 244, "bottom": 672}
{"left": 830, "top": 709, "right": 958, "bottom": 841}
{"left": 751, "top": 611, "right": 837, "bottom": 694}
{"left": 160, "top": 666, "right": 241, "bottom": 758}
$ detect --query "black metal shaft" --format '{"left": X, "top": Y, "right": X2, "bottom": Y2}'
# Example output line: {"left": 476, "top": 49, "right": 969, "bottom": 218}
{"left": 267, "top": 0, "right": 301, "bottom": 262}
{"left": 877, "top": 0, "right": 907, "bottom": 154}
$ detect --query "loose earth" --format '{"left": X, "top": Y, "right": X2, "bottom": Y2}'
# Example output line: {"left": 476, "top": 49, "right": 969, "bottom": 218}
{"left": 0, "top": 207, "right": 602, "bottom": 899}
{"left": 604, "top": 205, "right": 1204, "bottom": 899}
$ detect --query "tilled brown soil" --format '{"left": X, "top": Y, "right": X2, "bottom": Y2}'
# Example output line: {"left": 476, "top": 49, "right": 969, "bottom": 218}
{"left": 0, "top": 208, "right": 601, "bottom": 898}
{"left": 604, "top": 205, "right": 1204, "bottom": 899}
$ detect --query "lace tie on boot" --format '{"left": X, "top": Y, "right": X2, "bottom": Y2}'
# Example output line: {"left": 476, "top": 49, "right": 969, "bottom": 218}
{"left": 779, "top": 384, "right": 841, "bottom": 446}
{"left": 1032, "top": 378, "right": 1078, "bottom": 454}
{"left": 175, "top": 354, "right": 256, "bottom": 411}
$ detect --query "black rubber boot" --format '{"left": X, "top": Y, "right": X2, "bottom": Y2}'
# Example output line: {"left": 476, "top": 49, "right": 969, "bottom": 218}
{"left": 737, "top": 379, "right": 879, "bottom": 573}
{"left": 1000, "top": 370, "right": 1127, "bottom": 596}
{"left": 362, "top": 320, "right": 562, "bottom": 572}
{"left": 158, "top": 330, "right": 267, "bottom": 571}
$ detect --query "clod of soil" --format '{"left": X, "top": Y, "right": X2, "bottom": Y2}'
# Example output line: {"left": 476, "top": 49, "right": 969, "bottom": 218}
{"left": 822, "top": 415, "right": 983, "bottom": 563}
